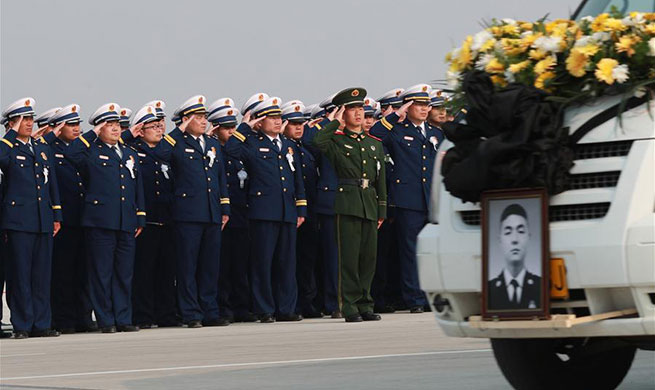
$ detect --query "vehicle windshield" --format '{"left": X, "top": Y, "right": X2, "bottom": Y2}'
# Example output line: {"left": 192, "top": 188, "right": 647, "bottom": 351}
{"left": 575, "top": 0, "right": 655, "bottom": 19}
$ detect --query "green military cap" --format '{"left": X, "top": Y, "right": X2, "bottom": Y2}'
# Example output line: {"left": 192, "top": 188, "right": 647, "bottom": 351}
{"left": 332, "top": 87, "right": 367, "bottom": 107}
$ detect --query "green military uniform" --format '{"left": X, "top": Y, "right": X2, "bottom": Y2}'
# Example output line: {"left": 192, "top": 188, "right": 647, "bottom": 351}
{"left": 312, "top": 88, "right": 387, "bottom": 320}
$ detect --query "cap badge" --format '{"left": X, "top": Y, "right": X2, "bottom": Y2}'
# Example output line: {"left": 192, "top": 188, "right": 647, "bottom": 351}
{"left": 258, "top": 94, "right": 264, "bottom": 101}
{"left": 198, "top": 97, "right": 203, "bottom": 103}
{"left": 24, "top": 99, "right": 31, "bottom": 106}
{"left": 225, "top": 99, "right": 231, "bottom": 105}
{"left": 437, "top": 90, "right": 442, "bottom": 97}
{"left": 351, "top": 90, "right": 360, "bottom": 97}
{"left": 273, "top": 98, "right": 278, "bottom": 105}
{"left": 109, "top": 104, "right": 115, "bottom": 111}
{"left": 227, "top": 109, "right": 233, "bottom": 116}
{"left": 395, "top": 90, "right": 402, "bottom": 96}
{"left": 72, "top": 106, "right": 77, "bottom": 113}
{"left": 422, "top": 86, "right": 428, "bottom": 92}
{"left": 294, "top": 105, "right": 300, "bottom": 112}
{"left": 156, "top": 102, "right": 161, "bottom": 108}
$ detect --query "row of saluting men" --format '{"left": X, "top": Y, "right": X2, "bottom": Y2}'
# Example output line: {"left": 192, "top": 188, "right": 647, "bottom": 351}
{"left": 0, "top": 84, "right": 450, "bottom": 339}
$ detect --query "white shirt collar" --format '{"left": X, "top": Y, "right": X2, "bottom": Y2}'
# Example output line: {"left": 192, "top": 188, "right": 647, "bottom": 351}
{"left": 503, "top": 267, "right": 526, "bottom": 288}
{"left": 264, "top": 133, "right": 281, "bottom": 143}
{"left": 17, "top": 138, "right": 31, "bottom": 146}
{"left": 104, "top": 142, "right": 119, "bottom": 149}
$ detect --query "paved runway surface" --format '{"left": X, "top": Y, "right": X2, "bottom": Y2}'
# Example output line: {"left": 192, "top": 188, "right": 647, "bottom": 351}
{"left": 1, "top": 313, "right": 653, "bottom": 389}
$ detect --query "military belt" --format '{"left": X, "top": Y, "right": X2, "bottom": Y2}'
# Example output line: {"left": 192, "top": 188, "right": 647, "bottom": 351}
{"left": 338, "top": 178, "right": 373, "bottom": 189}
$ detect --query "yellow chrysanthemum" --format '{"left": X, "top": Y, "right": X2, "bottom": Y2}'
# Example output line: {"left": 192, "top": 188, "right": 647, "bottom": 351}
{"left": 479, "top": 38, "right": 496, "bottom": 52}
{"left": 485, "top": 58, "right": 505, "bottom": 74}
{"left": 508, "top": 60, "right": 531, "bottom": 73}
{"left": 502, "top": 24, "right": 520, "bottom": 36}
{"left": 576, "top": 44, "right": 600, "bottom": 56}
{"left": 546, "top": 21, "right": 569, "bottom": 37}
{"left": 615, "top": 35, "right": 641, "bottom": 56}
{"left": 591, "top": 14, "right": 609, "bottom": 32}
{"left": 595, "top": 58, "right": 618, "bottom": 84}
{"left": 455, "top": 36, "right": 473, "bottom": 70}
{"left": 490, "top": 75, "right": 508, "bottom": 87}
{"left": 604, "top": 18, "right": 628, "bottom": 32}
{"left": 534, "top": 56, "right": 557, "bottom": 74}
{"left": 520, "top": 32, "right": 541, "bottom": 49}
{"left": 529, "top": 49, "right": 547, "bottom": 60}
{"left": 566, "top": 48, "right": 589, "bottom": 77}
{"left": 534, "top": 71, "right": 555, "bottom": 90}
{"left": 520, "top": 22, "right": 533, "bottom": 31}
{"left": 643, "top": 24, "right": 655, "bottom": 35}
{"left": 644, "top": 13, "right": 655, "bottom": 21}
{"left": 501, "top": 38, "right": 526, "bottom": 56}
{"left": 489, "top": 26, "right": 503, "bottom": 38}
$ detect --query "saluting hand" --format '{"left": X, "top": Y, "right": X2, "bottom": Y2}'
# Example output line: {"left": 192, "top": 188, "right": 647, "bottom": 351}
{"left": 52, "top": 122, "right": 66, "bottom": 138}
{"left": 10, "top": 116, "right": 23, "bottom": 132}
{"left": 308, "top": 118, "right": 322, "bottom": 128}
{"left": 297, "top": 216, "right": 305, "bottom": 228}
{"left": 93, "top": 122, "right": 106, "bottom": 135}
{"left": 221, "top": 215, "right": 230, "bottom": 231}
{"left": 53, "top": 222, "right": 61, "bottom": 237}
{"left": 179, "top": 115, "right": 195, "bottom": 132}
{"left": 244, "top": 111, "right": 265, "bottom": 128}
{"left": 31, "top": 125, "right": 48, "bottom": 139}
{"left": 130, "top": 122, "right": 144, "bottom": 138}
{"left": 334, "top": 106, "right": 346, "bottom": 130}
{"left": 396, "top": 101, "right": 413, "bottom": 122}
{"left": 382, "top": 105, "right": 393, "bottom": 117}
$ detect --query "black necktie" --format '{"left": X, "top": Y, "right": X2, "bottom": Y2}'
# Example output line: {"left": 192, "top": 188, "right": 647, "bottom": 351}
{"left": 27, "top": 141, "right": 34, "bottom": 155}
{"left": 273, "top": 138, "right": 281, "bottom": 152}
{"left": 112, "top": 145, "right": 122, "bottom": 159}
{"left": 510, "top": 279, "right": 519, "bottom": 304}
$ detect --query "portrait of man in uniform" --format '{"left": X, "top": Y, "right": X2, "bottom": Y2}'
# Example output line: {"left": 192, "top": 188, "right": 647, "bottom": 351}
{"left": 482, "top": 189, "right": 549, "bottom": 319}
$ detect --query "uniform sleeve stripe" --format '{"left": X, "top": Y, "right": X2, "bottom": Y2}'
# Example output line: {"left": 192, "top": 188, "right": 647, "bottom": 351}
{"left": 315, "top": 123, "right": 322, "bottom": 130}
{"left": 296, "top": 200, "right": 308, "bottom": 206}
{"left": 79, "top": 135, "right": 90, "bottom": 148}
{"left": 232, "top": 131, "right": 246, "bottom": 142}
{"left": 1, "top": 138, "right": 13, "bottom": 148}
{"left": 381, "top": 117, "right": 392, "bottom": 130}
{"left": 164, "top": 134, "right": 176, "bottom": 146}
{"left": 52, "top": 205, "right": 62, "bottom": 210}
{"left": 220, "top": 198, "right": 230, "bottom": 204}
{"left": 136, "top": 211, "right": 146, "bottom": 216}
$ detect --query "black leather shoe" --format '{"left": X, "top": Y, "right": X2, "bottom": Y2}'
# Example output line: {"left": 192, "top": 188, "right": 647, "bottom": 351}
{"left": 117, "top": 325, "right": 139, "bottom": 332}
{"left": 58, "top": 327, "right": 77, "bottom": 335}
{"left": 158, "top": 321, "right": 183, "bottom": 328}
{"left": 423, "top": 304, "right": 432, "bottom": 312}
{"left": 13, "top": 331, "right": 29, "bottom": 339}
{"left": 259, "top": 314, "right": 275, "bottom": 323}
{"left": 331, "top": 311, "right": 343, "bottom": 319}
{"left": 234, "top": 313, "right": 258, "bottom": 323}
{"left": 375, "top": 305, "right": 396, "bottom": 313}
{"left": 101, "top": 326, "right": 117, "bottom": 334}
{"left": 276, "top": 313, "right": 303, "bottom": 322}
{"left": 410, "top": 306, "right": 424, "bottom": 314}
{"left": 302, "top": 311, "right": 324, "bottom": 319}
{"left": 203, "top": 318, "right": 230, "bottom": 327}
{"left": 345, "top": 314, "right": 363, "bottom": 322}
{"left": 361, "top": 312, "right": 381, "bottom": 321}
{"left": 76, "top": 323, "right": 99, "bottom": 333}
{"left": 137, "top": 323, "right": 153, "bottom": 329}
{"left": 186, "top": 320, "right": 203, "bottom": 328}
{"left": 31, "top": 328, "right": 61, "bottom": 337}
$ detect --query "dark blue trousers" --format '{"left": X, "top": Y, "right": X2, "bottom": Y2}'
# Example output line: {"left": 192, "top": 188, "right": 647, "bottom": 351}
{"left": 175, "top": 222, "right": 221, "bottom": 323}
{"left": 51, "top": 226, "right": 93, "bottom": 329}
{"left": 132, "top": 225, "right": 178, "bottom": 325}
{"left": 249, "top": 220, "right": 297, "bottom": 315}
{"left": 6, "top": 231, "right": 53, "bottom": 332}
{"left": 318, "top": 214, "right": 339, "bottom": 313}
{"left": 394, "top": 208, "right": 429, "bottom": 308}
{"left": 295, "top": 216, "right": 320, "bottom": 314}
{"left": 372, "top": 218, "right": 397, "bottom": 309}
{"left": 85, "top": 228, "right": 136, "bottom": 328}
{"left": 218, "top": 225, "right": 251, "bottom": 319}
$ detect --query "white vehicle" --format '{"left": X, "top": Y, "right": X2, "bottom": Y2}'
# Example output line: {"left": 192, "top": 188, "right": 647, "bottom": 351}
{"left": 418, "top": 2, "right": 655, "bottom": 389}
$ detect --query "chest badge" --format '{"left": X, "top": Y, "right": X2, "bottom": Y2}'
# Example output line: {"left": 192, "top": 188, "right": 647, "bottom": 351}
{"left": 344, "top": 144, "right": 353, "bottom": 149}
{"left": 370, "top": 145, "right": 376, "bottom": 151}
{"left": 40, "top": 151, "right": 48, "bottom": 161}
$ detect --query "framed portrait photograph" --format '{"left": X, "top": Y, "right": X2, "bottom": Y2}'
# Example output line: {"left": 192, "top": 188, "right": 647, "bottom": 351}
{"left": 481, "top": 188, "right": 550, "bottom": 320}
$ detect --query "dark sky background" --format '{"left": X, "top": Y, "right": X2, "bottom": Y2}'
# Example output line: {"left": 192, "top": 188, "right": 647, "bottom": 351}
{"left": 1, "top": 0, "right": 580, "bottom": 121}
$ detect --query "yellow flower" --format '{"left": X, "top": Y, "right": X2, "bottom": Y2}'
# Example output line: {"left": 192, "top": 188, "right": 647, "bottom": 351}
{"left": 534, "top": 71, "right": 555, "bottom": 90}
{"left": 502, "top": 24, "right": 520, "bottom": 36}
{"left": 485, "top": 58, "right": 505, "bottom": 74}
{"left": 644, "top": 13, "right": 655, "bottom": 21}
{"left": 453, "top": 36, "right": 473, "bottom": 71}
{"left": 508, "top": 60, "right": 531, "bottom": 73}
{"left": 546, "top": 21, "right": 569, "bottom": 37}
{"left": 520, "top": 32, "right": 540, "bottom": 49}
{"left": 591, "top": 14, "right": 609, "bottom": 32}
{"left": 566, "top": 48, "right": 589, "bottom": 77}
{"left": 643, "top": 24, "right": 655, "bottom": 35}
{"left": 604, "top": 18, "right": 627, "bottom": 32}
{"left": 595, "top": 58, "right": 618, "bottom": 84}
{"left": 479, "top": 38, "right": 496, "bottom": 52}
{"left": 529, "top": 49, "right": 547, "bottom": 60}
{"left": 489, "top": 26, "right": 503, "bottom": 38}
{"left": 576, "top": 44, "right": 600, "bottom": 56}
{"left": 534, "top": 56, "right": 556, "bottom": 74}
{"left": 520, "top": 22, "right": 533, "bottom": 31}
{"left": 501, "top": 38, "right": 526, "bottom": 56}
{"left": 615, "top": 35, "right": 641, "bottom": 56}
{"left": 490, "top": 75, "right": 508, "bottom": 87}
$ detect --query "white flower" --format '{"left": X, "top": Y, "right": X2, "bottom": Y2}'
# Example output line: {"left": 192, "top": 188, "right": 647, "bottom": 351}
{"left": 446, "top": 71, "right": 461, "bottom": 90}
{"left": 475, "top": 53, "right": 494, "bottom": 70}
{"left": 472, "top": 30, "right": 493, "bottom": 51}
{"left": 580, "top": 15, "right": 594, "bottom": 23}
{"left": 533, "top": 35, "right": 563, "bottom": 53}
{"left": 450, "top": 47, "right": 461, "bottom": 60}
{"left": 591, "top": 31, "right": 611, "bottom": 42}
{"left": 574, "top": 35, "right": 593, "bottom": 47}
{"left": 504, "top": 69, "right": 516, "bottom": 83}
{"left": 649, "top": 37, "right": 655, "bottom": 56}
{"left": 502, "top": 18, "right": 517, "bottom": 25}
{"left": 612, "top": 64, "right": 630, "bottom": 84}
{"left": 520, "top": 31, "right": 534, "bottom": 39}
{"left": 634, "top": 87, "right": 647, "bottom": 98}
{"left": 623, "top": 12, "right": 644, "bottom": 26}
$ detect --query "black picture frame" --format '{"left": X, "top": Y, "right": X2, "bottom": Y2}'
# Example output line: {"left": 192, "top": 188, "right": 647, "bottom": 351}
{"left": 481, "top": 188, "right": 550, "bottom": 320}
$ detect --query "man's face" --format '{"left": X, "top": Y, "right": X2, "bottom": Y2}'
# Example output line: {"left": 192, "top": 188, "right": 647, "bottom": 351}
{"left": 428, "top": 107, "right": 447, "bottom": 125}
{"left": 60, "top": 122, "right": 81, "bottom": 142}
{"left": 185, "top": 113, "right": 208, "bottom": 136}
{"left": 257, "top": 115, "right": 282, "bottom": 134}
{"left": 499, "top": 214, "right": 530, "bottom": 268}
{"left": 11, "top": 115, "right": 34, "bottom": 137}
{"left": 407, "top": 101, "right": 431, "bottom": 122}
{"left": 215, "top": 125, "right": 235, "bottom": 144}
{"left": 98, "top": 120, "right": 121, "bottom": 144}
{"left": 344, "top": 105, "right": 364, "bottom": 128}
{"left": 284, "top": 121, "right": 304, "bottom": 140}
{"left": 156, "top": 118, "right": 166, "bottom": 133}
{"left": 363, "top": 114, "right": 375, "bottom": 132}
{"left": 142, "top": 121, "right": 163, "bottom": 144}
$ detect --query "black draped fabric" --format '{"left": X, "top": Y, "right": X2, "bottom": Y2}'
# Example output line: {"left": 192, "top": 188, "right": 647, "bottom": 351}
{"left": 441, "top": 71, "right": 574, "bottom": 203}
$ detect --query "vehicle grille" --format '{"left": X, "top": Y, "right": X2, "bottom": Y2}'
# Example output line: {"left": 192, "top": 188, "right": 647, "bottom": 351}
{"left": 457, "top": 140, "right": 631, "bottom": 226}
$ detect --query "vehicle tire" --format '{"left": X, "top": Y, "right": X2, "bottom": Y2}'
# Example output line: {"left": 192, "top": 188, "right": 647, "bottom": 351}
{"left": 490, "top": 338, "right": 636, "bottom": 390}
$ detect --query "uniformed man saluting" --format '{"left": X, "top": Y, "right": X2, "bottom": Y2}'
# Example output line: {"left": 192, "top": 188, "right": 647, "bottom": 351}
{"left": 312, "top": 88, "right": 387, "bottom": 323}
{"left": 1, "top": 98, "right": 63, "bottom": 339}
